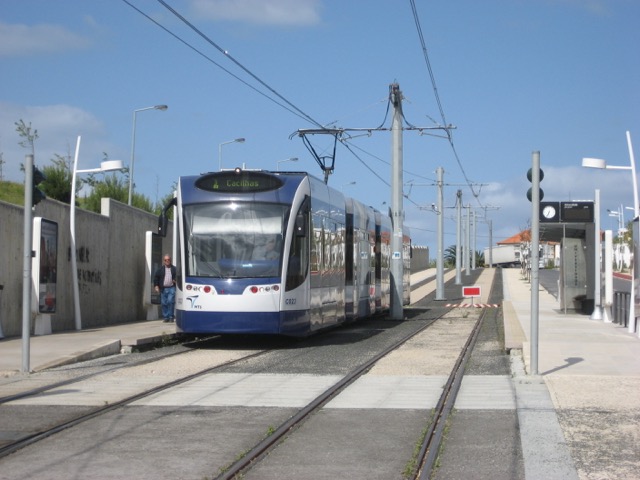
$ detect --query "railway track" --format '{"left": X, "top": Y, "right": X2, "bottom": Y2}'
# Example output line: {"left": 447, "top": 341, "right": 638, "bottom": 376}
{"left": 0, "top": 336, "right": 272, "bottom": 458}
{"left": 214, "top": 271, "right": 501, "bottom": 480}
{"left": 0, "top": 336, "right": 218, "bottom": 405}
{"left": 215, "top": 312, "right": 446, "bottom": 479}
{"left": 0, "top": 271, "right": 498, "bottom": 479}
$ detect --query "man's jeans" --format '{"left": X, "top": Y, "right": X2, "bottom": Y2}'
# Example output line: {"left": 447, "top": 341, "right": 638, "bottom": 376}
{"left": 161, "top": 286, "right": 176, "bottom": 320}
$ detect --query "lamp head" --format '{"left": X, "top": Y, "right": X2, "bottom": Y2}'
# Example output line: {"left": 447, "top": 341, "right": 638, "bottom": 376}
{"left": 100, "top": 160, "right": 125, "bottom": 172}
{"left": 582, "top": 157, "right": 606, "bottom": 169}
{"left": 155, "top": 105, "right": 168, "bottom": 111}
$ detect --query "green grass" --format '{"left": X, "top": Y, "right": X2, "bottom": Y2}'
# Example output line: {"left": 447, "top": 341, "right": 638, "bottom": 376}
{"left": 0, "top": 180, "right": 25, "bottom": 206}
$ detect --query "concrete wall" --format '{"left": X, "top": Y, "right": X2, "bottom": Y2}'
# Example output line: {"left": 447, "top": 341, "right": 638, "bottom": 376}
{"left": 411, "top": 245, "right": 430, "bottom": 273}
{"left": 0, "top": 197, "right": 172, "bottom": 338}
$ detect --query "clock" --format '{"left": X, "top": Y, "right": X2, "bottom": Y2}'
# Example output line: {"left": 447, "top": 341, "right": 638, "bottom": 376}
{"left": 540, "top": 201, "right": 560, "bottom": 222}
{"left": 542, "top": 205, "right": 556, "bottom": 219}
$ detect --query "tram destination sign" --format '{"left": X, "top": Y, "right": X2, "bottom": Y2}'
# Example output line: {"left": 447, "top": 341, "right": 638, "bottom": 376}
{"left": 196, "top": 171, "right": 283, "bottom": 193}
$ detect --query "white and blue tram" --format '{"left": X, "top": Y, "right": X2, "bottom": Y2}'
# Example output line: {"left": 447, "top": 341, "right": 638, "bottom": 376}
{"left": 158, "top": 168, "right": 411, "bottom": 336}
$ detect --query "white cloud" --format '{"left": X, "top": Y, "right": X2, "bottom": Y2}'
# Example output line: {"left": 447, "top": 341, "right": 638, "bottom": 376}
{"left": 190, "top": 0, "right": 322, "bottom": 26}
{"left": 0, "top": 21, "right": 91, "bottom": 57}
{"left": 0, "top": 102, "right": 111, "bottom": 182}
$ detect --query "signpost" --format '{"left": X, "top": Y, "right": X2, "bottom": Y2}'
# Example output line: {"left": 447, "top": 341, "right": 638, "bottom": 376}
{"left": 462, "top": 286, "right": 481, "bottom": 304}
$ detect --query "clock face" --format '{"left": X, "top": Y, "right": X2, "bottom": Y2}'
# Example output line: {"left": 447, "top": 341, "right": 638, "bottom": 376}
{"left": 542, "top": 205, "right": 556, "bottom": 219}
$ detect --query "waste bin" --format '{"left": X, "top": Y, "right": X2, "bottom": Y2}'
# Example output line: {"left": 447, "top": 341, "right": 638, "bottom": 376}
{"left": 582, "top": 299, "right": 594, "bottom": 315}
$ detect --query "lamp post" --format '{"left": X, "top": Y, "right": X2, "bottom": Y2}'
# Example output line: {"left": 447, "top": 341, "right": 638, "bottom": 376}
{"left": 277, "top": 157, "right": 298, "bottom": 171}
{"left": 71, "top": 136, "right": 124, "bottom": 330}
{"left": 128, "top": 104, "right": 168, "bottom": 206}
{"left": 218, "top": 138, "right": 245, "bottom": 171}
{"left": 582, "top": 131, "right": 638, "bottom": 332}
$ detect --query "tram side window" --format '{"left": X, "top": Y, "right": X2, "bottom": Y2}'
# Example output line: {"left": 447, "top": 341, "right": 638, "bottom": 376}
{"left": 286, "top": 202, "right": 310, "bottom": 291}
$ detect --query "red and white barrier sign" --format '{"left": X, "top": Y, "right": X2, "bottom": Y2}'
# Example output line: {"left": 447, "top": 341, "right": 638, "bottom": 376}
{"left": 462, "top": 286, "right": 481, "bottom": 298}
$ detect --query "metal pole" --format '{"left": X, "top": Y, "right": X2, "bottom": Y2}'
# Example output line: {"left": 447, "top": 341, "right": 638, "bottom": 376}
{"left": 390, "top": 83, "right": 404, "bottom": 320}
{"left": 22, "top": 154, "right": 34, "bottom": 373}
{"left": 465, "top": 204, "right": 471, "bottom": 277}
{"left": 603, "top": 230, "right": 613, "bottom": 323}
{"left": 626, "top": 131, "right": 638, "bottom": 335}
{"left": 70, "top": 136, "right": 82, "bottom": 330}
{"left": 128, "top": 109, "right": 138, "bottom": 206}
{"left": 591, "top": 189, "right": 603, "bottom": 320}
{"left": 436, "top": 167, "right": 445, "bottom": 300}
{"left": 488, "top": 219, "right": 493, "bottom": 268}
{"left": 627, "top": 131, "right": 639, "bottom": 217}
{"left": 129, "top": 105, "right": 168, "bottom": 205}
{"left": 455, "top": 190, "right": 462, "bottom": 285}
{"left": 472, "top": 210, "right": 477, "bottom": 270}
{"left": 530, "top": 151, "right": 540, "bottom": 375}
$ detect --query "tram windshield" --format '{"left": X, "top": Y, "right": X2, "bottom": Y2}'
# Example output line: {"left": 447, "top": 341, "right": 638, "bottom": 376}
{"left": 183, "top": 202, "right": 288, "bottom": 278}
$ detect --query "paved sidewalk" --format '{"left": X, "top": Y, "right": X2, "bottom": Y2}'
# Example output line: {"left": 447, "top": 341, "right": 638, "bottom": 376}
{"left": 0, "top": 319, "right": 176, "bottom": 375}
{"left": 502, "top": 267, "right": 640, "bottom": 480}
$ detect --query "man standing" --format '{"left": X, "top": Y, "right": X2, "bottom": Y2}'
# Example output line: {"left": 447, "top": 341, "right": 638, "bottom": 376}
{"left": 154, "top": 254, "right": 176, "bottom": 322}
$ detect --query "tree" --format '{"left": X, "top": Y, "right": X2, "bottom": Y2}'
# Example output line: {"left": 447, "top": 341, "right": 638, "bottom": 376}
{"left": 16, "top": 119, "right": 39, "bottom": 173}
{"left": 444, "top": 245, "right": 458, "bottom": 268}
{"left": 16, "top": 119, "right": 38, "bottom": 155}
{"left": 41, "top": 153, "right": 74, "bottom": 203}
{"left": 81, "top": 171, "right": 154, "bottom": 213}
{"left": 154, "top": 181, "right": 177, "bottom": 219}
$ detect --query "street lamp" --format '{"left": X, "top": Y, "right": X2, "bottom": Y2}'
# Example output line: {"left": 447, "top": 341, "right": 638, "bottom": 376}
{"left": 277, "top": 157, "right": 298, "bottom": 171}
{"left": 71, "top": 136, "right": 124, "bottom": 330}
{"left": 582, "top": 131, "right": 637, "bottom": 331}
{"left": 582, "top": 133, "right": 638, "bottom": 216}
{"left": 128, "top": 104, "right": 168, "bottom": 206}
{"left": 218, "top": 138, "right": 245, "bottom": 171}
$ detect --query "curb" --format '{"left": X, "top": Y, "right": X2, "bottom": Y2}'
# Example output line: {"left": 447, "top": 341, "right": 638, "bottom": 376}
{"left": 33, "top": 340, "right": 122, "bottom": 372}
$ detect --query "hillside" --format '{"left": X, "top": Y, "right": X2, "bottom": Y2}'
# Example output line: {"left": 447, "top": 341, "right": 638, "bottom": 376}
{"left": 0, "top": 180, "right": 24, "bottom": 206}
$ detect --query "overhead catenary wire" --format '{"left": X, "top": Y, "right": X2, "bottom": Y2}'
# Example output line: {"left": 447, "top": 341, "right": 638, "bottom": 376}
{"left": 408, "top": 0, "right": 485, "bottom": 206}
{"left": 124, "top": 0, "right": 470, "bottom": 212}
{"left": 154, "top": 0, "right": 325, "bottom": 130}
{"left": 121, "top": 0, "right": 324, "bottom": 128}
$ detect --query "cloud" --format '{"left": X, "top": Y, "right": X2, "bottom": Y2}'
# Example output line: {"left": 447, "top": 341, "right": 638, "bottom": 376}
{"left": 0, "top": 21, "right": 91, "bottom": 57}
{"left": 0, "top": 102, "right": 111, "bottom": 182}
{"left": 189, "top": 0, "right": 322, "bottom": 26}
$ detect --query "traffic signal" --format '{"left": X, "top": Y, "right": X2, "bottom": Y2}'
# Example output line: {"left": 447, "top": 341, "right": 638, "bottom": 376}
{"left": 526, "top": 167, "right": 544, "bottom": 202}
{"left": 32, "top": 165, "right": 46, "bottom": 206}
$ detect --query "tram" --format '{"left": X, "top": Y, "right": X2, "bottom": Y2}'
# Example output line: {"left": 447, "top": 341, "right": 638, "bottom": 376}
{"left": 157, "top": 168, "right": 411, "bottom": 336}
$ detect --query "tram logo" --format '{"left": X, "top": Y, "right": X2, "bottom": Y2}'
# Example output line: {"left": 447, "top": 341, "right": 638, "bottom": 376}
{"left": 186, "top": 295, "right": 201, "bottom": 309}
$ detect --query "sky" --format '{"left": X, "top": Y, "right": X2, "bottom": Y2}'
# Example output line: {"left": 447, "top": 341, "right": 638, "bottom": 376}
{"left": 1, "top": 0, "right": 639, "bottom": 252}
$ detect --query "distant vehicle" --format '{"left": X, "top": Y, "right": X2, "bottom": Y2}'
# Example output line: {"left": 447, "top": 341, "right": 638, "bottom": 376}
{"left": 484, "top": 244, "right": 521, "bottom": 267}
{"left": 157, "top": 168, "right": 412, "bottom": 337}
